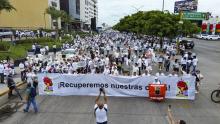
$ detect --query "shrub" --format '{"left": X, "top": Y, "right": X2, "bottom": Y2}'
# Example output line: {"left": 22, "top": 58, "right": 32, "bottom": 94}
{"left": 15, "top": 38, "right": 56, "bottom": 44}
{"left": 0, "top": 42, "right": 10, "bottom": 51}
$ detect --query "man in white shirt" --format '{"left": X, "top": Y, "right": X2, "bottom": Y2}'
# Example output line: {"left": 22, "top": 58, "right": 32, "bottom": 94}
{"left": 53, "top": 44, "right": 57, "bottom": 55}
{"left": 45, "top": 45, "right": 49, "bottom": 55}
{"left": 192, "top": 56, "right": 198, "bottom": 72}
{"left": 137, "top": 57, "right": 142, "bottom": 75}
{"left": 94, "top": 88, "right": 108, "bottom": 124}
{"left": 153, "top": 77, "right": 161, "bottom": 84}
{"left": 0, "top": 62, "right": 4, "bottom": 83}
{"left": 155, "top": 71, "right": 165, "bottom": 77}
{"left": 19, "top": 62, "right": 25, "bottom": 81}
{"left": 103, "top": 66, "right": 110, "bottom": 75}
{"left": 180, "top": 57, "right": 187, "bottom": 71}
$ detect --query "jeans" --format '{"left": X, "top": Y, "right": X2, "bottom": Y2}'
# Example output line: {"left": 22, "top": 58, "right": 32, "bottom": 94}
{"left": 193, "top": 65, "right": 196, "bottom": 72}
{"left": 20, "top": 71, "right": 25, "bottom": 81}
{"left": 0, "top": 73, "right": 4, "bottom": 83}
{"left": 24, "top": 98, "right": 38, "bottom": 112}
{"left": 8, "top": 86, "right": 23, "bottom": 100}
{"left": 97, "top": 121, "right": 107, "bottom": 124}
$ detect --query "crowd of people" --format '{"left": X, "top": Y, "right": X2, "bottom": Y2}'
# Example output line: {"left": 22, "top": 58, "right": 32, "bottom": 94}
{"left": 0, "top": 30, "right": 205, "bottom": 123}
{"left": 0, "top": 30, "right": 204, "bottom": 94}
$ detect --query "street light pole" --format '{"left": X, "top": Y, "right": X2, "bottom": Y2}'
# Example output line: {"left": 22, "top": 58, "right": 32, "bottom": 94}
{"left": 162, "top": 0, "right": 165, "bottom": 12}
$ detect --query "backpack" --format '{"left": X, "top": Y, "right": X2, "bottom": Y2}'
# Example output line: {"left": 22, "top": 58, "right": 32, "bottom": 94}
{"left": 29, "top": 87, "right": 37, "bottom": 98}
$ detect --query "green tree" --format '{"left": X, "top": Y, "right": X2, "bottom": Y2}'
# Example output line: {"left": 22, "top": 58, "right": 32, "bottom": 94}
{"left": 113, "top": 10, "right": 200, "bottom": 48}
{"left": 181, "top": 20, "right": 200, "bottom": 37}
{"left": 60, "top": 10, "right": 73, "bottom": 32}
{"left": 46, "top": 6, "right": 64, "bottom": 38}
{"left": 0, "top": 0, "right": 16, "bottom": 12}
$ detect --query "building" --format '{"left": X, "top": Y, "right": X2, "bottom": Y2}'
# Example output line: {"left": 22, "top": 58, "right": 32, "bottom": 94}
{"left": 60, "top": 0, "right": 81, "bottom": 29}
{"left": 0, "top": 0, "right": 61, "bottom": 29}
{"left": 60, "top": 0, "right": 98, "bottom": 30}
{"left": 80, "top": 0, "right": 98, "bottom": 30}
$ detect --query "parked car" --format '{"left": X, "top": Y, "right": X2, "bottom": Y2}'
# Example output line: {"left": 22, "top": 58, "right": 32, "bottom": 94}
{"left": 195, "top": 34, "right": 202, "bottom": 39}
{"left": 207, "top": 35, "right": 220, "bottom": 40}
{"left": 180, "top": 39, "right": 195, "bottom": 49}
{"left": 60, "top": 48, "right": 76, "bottom": 59}
{"left": 0, "top": 29, "right": 13, "bottom": 38}
{"left": 200, "top": 34, "right": 209, "bottom": 40}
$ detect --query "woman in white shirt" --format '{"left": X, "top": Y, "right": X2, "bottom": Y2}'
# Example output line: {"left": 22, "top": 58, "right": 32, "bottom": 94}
{"left": 26, "top": 69, "right": 34, "bottom": 85}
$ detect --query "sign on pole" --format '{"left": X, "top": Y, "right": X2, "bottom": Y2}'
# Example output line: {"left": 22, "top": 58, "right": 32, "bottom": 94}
{"left": 182, "top": 12, "right": 208, "bottom": 21}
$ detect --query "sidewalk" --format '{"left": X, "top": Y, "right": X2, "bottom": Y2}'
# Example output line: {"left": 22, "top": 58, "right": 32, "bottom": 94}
{"left": 0, "top": 78, "right": 23, "bottom": 97}
{"left": 0, "top": 67, "right": 23, "bottom": 96}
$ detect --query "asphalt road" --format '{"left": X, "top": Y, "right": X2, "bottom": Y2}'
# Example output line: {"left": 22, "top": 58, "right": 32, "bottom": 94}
{"left": 1, "top": 39, "right": 220, "bottom": 124}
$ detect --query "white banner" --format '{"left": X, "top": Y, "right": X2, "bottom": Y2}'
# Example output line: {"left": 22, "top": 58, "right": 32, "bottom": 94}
{"left": 38, "top": 74, "right": 196, "bottom": 100}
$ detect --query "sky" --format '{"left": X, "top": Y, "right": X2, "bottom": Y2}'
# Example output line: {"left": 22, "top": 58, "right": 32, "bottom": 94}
{"left": 98, "top": 0, "right": 220, "bottom": 26}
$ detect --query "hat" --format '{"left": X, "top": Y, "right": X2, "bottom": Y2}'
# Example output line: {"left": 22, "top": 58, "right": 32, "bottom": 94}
{"left": 154, "top": 77, "right": 158, "bottom": 80}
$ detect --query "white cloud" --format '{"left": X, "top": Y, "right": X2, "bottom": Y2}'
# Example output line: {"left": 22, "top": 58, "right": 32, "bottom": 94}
{"left": 98, "top": 0, "right": 220, "bottom": 26}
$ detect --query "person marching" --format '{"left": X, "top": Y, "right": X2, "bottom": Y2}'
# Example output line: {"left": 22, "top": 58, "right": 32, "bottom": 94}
{"left": 23, "top": 83, "right": 38, "bottom": 113}
{"left": 94, "top": 88, "right": 108, "bottom": 124}
{"left": 7, "top": 74, "right": 23, "bottom": 100}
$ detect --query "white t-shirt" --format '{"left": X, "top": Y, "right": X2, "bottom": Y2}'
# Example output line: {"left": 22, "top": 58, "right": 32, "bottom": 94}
{"left": 180, "top": 58, "right": 186, "bottom": 65}
{"left": 19, "top": 63, "right": 25, "bottom": 71}
{"left": 134, "top": 46, "right": 138, "bottom": 51}
{"left": 192, "top": 58, "right": 198, "bottom": 66}
{"left": 94, "top": 104, "right": 108, "bottom": 123}
{"left": 0, "top": 64, "right": 4, "bottom": 73}
{"left": 155, "top": 73, "right": 165, "bottom": 77}
{"left": 103, "top": 68, "right": 110, "bottom": 75}
{"left": 137, "top": 58, "right": 142, "bottom": 67}
{"left": 133, "top": 66, "right": 139, "bottom": 74}
{"left": 26, "top": 72, "right": 33, "bottom": 84}
{"left": 4, "top": 67, "right": 11, "bottom": 76}
{"left": 32, "top": 45, "right": 36, "bottom": 50}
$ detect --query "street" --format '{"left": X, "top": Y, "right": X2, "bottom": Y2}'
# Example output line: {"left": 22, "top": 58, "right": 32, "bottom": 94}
{"left": 0, "top": 39, "right": 220, "bottom": 124}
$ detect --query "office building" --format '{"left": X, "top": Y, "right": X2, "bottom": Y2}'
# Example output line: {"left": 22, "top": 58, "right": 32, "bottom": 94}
{"left": 0, "top": 0, "right": 61, "bottom": 29}
{"left": 60, "top": 0, "right": 98, "bottom": 30}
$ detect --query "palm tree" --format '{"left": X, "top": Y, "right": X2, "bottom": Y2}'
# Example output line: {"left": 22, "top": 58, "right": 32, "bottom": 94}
{"left": 0, "top": 0, "right": 16, "bottom": 12}
{"left": 46, "top": 6, "right": 63, "bottom": 38}
{"left": 60, "top": 10, "right": 73, "bottom": 32}
{"left": 46, "top": 6, "right": 62, "bottom": 29}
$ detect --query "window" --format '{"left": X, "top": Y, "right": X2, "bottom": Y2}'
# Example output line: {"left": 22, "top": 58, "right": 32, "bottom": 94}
{"left": 76, "top": 0, "right": 80, "bottom": 15}
{"left": 51, "top": 1, "right": 57, "bottom": 7}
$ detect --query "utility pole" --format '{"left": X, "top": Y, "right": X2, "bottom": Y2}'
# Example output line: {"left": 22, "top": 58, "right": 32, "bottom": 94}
{"left": 162, "top": 0, "right": 165, "bottom": 11}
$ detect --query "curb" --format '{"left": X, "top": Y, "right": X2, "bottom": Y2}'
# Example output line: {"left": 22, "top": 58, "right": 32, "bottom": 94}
{"left": 0, "top": 82, "right": 25, "bottom": 97}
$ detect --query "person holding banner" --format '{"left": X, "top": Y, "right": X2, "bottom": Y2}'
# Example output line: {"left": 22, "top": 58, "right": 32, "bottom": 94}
{"left": 153, "top": 77, "right": 161, "bottom": 84}
{"left": 94, "top": 88, "right": 108, "bottom": 124}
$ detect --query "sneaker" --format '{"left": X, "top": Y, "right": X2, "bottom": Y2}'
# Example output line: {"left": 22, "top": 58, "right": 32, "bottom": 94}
{"left": 195, "top": 91, "right": 199, "bottom": 94}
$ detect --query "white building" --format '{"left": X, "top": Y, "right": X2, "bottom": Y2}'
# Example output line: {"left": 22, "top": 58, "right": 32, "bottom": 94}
{"left": 80, "top": 0, "right": 98, "bottom": 29}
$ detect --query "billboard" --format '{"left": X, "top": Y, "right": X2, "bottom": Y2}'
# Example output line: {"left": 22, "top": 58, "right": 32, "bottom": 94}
{"left": 174, "top": 0, "right": 198, "bottom": 13}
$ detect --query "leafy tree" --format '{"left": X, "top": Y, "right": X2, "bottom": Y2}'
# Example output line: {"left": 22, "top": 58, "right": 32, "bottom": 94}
{"left": 0, "top": 0, "right": 16, "bottom": 12}
{"left": 113, "top": 10, "right": 200, "bottom": 47}
{"left": 46, "top": 6, "right": 62, "bottom": 29}
{"left": 181, "top": 20, "right": 200, "bottom": 37}
{"left": 60, "top": 10, "right": 73, "bottom": 32}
